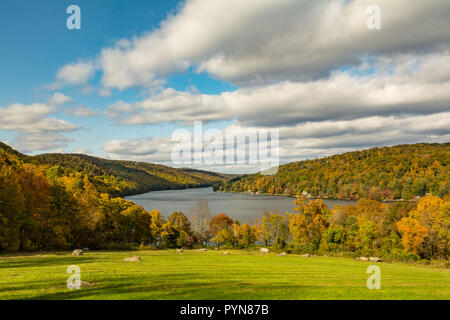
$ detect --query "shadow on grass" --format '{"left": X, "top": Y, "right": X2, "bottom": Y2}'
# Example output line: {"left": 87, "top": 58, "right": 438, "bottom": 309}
{"left": 6, "top": 271, "right": 318, "bottom": 300}
{"left": 0, "top": 256, "right": 97, "bottom": 269}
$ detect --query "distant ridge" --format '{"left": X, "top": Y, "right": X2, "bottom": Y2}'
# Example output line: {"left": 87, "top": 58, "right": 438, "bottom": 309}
{"left": 214, "top": 143, "right": 450, "bottom": 201}
{"left": 0, "top": 142, "right": 229, "bottom": 197}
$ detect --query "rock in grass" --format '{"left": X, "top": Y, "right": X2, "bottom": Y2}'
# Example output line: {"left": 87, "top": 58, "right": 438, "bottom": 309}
{"left": 300, "top": 254, "right": 311, "bottom": 257}
{"left": 223, "top": 252, "right": 230, "bottom": 255}
{"left": 72, "top": 249, "right": 83, "bottom": 256}
{"left": 260, "top": 248, "right": 270, "bottom": 253}
{"left": 124, "top": 256, "right": 141, "bottom": 262}
{"left": 369, "top": 257, "right": 382, "bottom": 262}
{"left": 176, "top": 249, "right": 183, "bottom": 252}
{"left": 358, "top": 257, "right": 369, "bottom": 261}
{"left": 80, "top": 280, "right": 94, "bottom": 287}
{"left": 279, "top": 252, "right": 287, "bottom": 256}
{"left": 199, "top": 248, "right": 207, "bottom": 252}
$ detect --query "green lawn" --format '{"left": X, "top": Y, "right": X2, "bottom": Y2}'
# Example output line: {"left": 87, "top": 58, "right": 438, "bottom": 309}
{"left": 0, "top": 250, "right": 449, "bottom": 300}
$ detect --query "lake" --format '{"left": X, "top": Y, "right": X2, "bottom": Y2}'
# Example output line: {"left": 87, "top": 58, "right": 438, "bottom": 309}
{"left": 126, "top": 187, "right": 357, "bottom": 224}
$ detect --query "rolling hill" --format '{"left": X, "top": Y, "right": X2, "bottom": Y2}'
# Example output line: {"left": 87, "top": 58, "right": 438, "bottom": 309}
{"left": 0, "top": 142, "right": 229, "bottom": 197}
{"left": 214, "top": 143, "right": 449, "bottom": 201}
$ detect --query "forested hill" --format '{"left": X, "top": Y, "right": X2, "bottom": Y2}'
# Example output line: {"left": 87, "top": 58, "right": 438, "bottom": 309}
{"left": 214, "top": 143, "right": 449, "bottom": 201}
{"left": 0, "top": 142, "right": 229, "bottom": 197}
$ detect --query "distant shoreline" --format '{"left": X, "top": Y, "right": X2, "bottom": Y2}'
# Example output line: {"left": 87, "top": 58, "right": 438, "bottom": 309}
{"left": 119, "top": 184, "right": 215, "bottom": 198}
{"left": 126, "top": 185, "right": 420, "bottom": 204}
{"left": 213, "top": 189, "right": 418, "bottom": 203}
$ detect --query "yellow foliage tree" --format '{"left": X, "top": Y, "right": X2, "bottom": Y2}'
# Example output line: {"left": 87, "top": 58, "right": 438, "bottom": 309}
{"left": 397, "top": 217, "right": 428, "bottom": 254}
{"left": 289, "top": 198, "right": 329, "bottom": 249}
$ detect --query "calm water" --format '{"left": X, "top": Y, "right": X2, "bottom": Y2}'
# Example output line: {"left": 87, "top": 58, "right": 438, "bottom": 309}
{"left": 126, "top": 187, "right": 356, "bottom": 224}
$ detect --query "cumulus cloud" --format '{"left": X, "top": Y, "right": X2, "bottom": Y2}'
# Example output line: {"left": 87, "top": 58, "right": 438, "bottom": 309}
{"left": 102, "top": 137, "right": 169, "bottom": 156}
{"left": 48, "top": 92, "right": 73, "bottom": 105}
{"left": 95, "top": 0, "right": 450, "bottom": 89}
{"left": 0, "top": 102, "right": 80, "bottom": 152}
{"left": 101, "top": 112, "right": 450, "bottom": 173}
{"left": 11, "top": 134, "right": 73, "bottom": 153}
{"left": 40, "top": 0, "right": 450, "bottom": 170}
{"left": 105, "top": 53, "right": 450, "bottom": 127}
{"left": 71, "top": 148, "right": 92, "bottom": 155}
{"left": 47, "top": 61, "right": 97, "bottom": 89}
{"left": 0, "top": 103, "right": 79, "bottom": 133}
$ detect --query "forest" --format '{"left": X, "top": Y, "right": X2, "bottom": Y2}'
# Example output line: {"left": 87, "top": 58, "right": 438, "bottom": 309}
{"left": 0, "top": 142, "right": 448, "bottom": 261}
{"left": 214, "top": 143, "right": 449, "bottom": 201}
{"left": 34, "top": 151, "right": 229, "bottom": 197}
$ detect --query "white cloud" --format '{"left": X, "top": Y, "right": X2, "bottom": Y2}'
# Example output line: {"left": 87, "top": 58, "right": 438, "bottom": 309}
{"left": 34, "top": 0, "right": 450, "bottom": 167}
{"left": 11, "top": 134, "right": 73, "bottom": 154}
{"left": 47, "top": 61, "right": 97, "bottom": 89}
{"left": 101, "top": 112, "right": 450, "bottom": 173}
{"left": 71, "top": 148, "right": 92, "bottom": 155}
{"left": 102, "top": 137, "right": 168, "bottom": 156}
{"left": 0, "top": 102, "right": 80, "bottom": 152}
{"left": 105, "top": 53, "right": 450, "bottom": 127}
{"left": 0, "top": 103, "right": 79, "bottom": 133}
{"left": 94, "top": 0, "right": 450, "bottom": 89}
{"left": 48, "top": 92, "right": 73, "bottom": 105}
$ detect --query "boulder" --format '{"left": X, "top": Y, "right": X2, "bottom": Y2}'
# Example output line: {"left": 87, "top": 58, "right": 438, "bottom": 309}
{"left": 260, "top": 248, "right": 270, "bottom": 253}
{"left": 369, "top": 257, "right": 382, "bottom": 262}
{"left": 124, "top": 256, "right": 141, "bottom": 262}
{"left": 279, "top": 252, "right": 287, "bottom": 256}
{"left": 223, "top": 252, "right": 230, "bottom": 255}
{"left": 72, "top": 249, "right": 83, "bottom": 256}
{"left": 80, "top": 281, "right": 94, "bottom": 287}
{"left": 358, "top": 257, "right": 369, "bottom": 261}
{"left": 176, "top": 249, "right": 183, "bottom": 252}
{"left": 300, "top": 254, "right": 311, "bottom": 257}
{"left": 199, "top": 248, "right": 207, "bottom": 252}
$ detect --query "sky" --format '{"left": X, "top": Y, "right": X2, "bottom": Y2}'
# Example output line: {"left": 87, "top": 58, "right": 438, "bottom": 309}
{"left": 0, "top": 0, "right": 449, "bottom": 173}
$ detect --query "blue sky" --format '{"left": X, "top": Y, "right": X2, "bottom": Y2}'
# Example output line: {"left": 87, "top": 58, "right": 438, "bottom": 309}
{"left": 0, "top": 0, "right": 235, "bottom": 156}
{"left": 0, "top": 1, "right": 449, "bottom": 172}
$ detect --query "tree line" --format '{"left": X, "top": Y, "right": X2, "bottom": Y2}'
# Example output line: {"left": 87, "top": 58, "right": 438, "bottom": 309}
{"left": 214, "top": 143, "right": 449, "bottom": 201}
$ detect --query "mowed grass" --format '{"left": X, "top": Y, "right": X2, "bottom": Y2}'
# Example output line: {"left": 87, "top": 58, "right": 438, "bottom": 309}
{"left": 0, "top": 250, "right": 449, "bottom": 300}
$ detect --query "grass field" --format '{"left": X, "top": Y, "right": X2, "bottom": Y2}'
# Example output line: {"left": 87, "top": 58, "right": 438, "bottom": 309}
{"left": 0, "top": 250, "right": 449, "bottom": 300}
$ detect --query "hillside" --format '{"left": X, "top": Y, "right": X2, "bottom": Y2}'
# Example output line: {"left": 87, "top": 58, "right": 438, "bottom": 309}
{"left": 214, "top": 143, "right": 450, "bottom": 201}
{"left": 0, "top": 142, "right": 229, "bottom": 252}
{"left": 0, "top": 144, "right": 228, "bottom": 197}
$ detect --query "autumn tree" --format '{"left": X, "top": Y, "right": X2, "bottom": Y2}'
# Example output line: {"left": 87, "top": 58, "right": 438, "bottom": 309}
{"left": 168, "top": 211, "right": 192, "bottom": 248}
{"left": 0, "top": 167, "right": 24, "bottom": 250}
{"left": 260, "top": 213, "right": 290, "bottom": 248}
{"left": 149, "top": 209, "right": 164, "bottom": 247}
{"left": 397, "top": 217, "right": 428, "bottom": 255}
{"left": 402, "top": 195, "right": 449, "bottom": 258}
{"left": 237, "top": 223, "right": 257, "bottom": 247}
{"left": 289, "top": 199, "right": 329, "bottom": 250}
{"left": 210, "top": 213, "right": 233, "bottom": 237}
{"left": 213, "top": 228, "right": 237, "bottom": 247}
{"left": 168, "top": 211, "right": 192, "bottom": 235}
